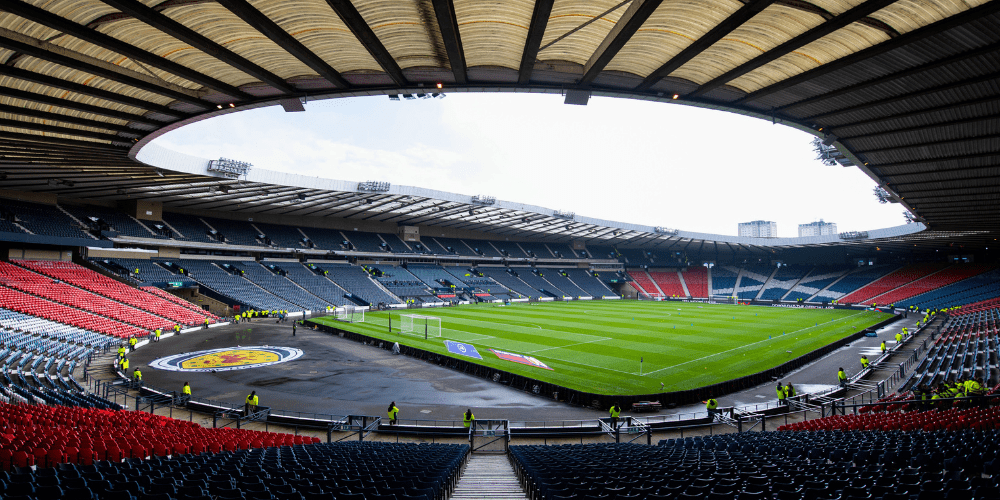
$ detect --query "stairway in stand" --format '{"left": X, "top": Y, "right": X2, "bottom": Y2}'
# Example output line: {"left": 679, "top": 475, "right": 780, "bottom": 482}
{"left": 451, "top": 454, "right": 527, "bottom": 500}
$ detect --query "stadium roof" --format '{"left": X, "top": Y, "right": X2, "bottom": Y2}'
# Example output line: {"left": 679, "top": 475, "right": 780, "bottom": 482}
{"left": 0, "top": 0, "right": 997, "bottom": 252}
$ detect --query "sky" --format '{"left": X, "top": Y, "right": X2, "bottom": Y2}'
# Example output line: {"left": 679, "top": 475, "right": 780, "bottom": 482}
{"left": 154, "top": 92, "right": 904, "bottom": 238}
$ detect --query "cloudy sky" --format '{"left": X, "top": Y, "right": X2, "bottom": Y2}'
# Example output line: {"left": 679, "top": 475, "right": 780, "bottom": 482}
{"left": 155, "top": 92, "right": 903, "bottom": 237}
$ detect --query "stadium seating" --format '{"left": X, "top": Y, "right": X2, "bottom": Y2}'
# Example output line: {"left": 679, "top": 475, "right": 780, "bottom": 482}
{"left": 681, "top": 266, "right": 708, "bottom": 298}
{"left": 463, "top": 239, "right": 503, "bottom": 258}
{"left": 814, "top": 264, "right": 898, "bottom": 301}
{"left": 478, "top": 267, "right": 537, "bottom": 297}
{"left": 758, "top": 265, "right": 812, "bottom": 301}
{"left": 429, "top": 237, "right": 477, "bottom": 256}
{"left": 491, "top": 240, "right": 528, "bottom": 258}
{"left": 342, "top": 231, "right": 392, "bottom": 253}
{"left": 282, "top": 264, "right": 352, "bottom": 306}
{"left": 539, "top": 271, "right": 588, "bottom": 297}
{"left": 648, "top": 270, "right": 686, "bottom": 297}
{"left": 252, "top": 221, "right": 309, "bottom": 248}
{"left": 61, "top": 204, "right": 166, "bottom": 240}
{"left": 519, "top": 241, "right": 554, "bottom": 258}
{"left": 733, "top": 265, "right": 774, "bottom": 300}
{"left": 407, "top": 265, "right": 470, "bottom": 291}
{"left": 898, "top": 269, "right": 1000, "bottom": 310}
{"left": 232, "top": 262, "right": 331, "bottom": 310}
{"left": 177, "top": 260, "right": 303, "bottom": 311}
{"left": 89, "top": 258, "right": 195, "bottom": 288}
{"left": 0, "top": 308, "right": 113, "bottom": 350}
{"left": 867, "top": 264, "right": 996, "bottom": 307}
{"left": 139, "top": 286, "right": 220, "bottom": 321}
{"left": 563, "top": 269, "right": 616, "bottom": 297}
{"left": 298, "top": 226, "right": 349, "bottom": 250}
{"left": 0, "top": 402, "right": 320, "bottom": 470}
{"left": 16, "top": 260, "right": 212, "bottom": 327}
{"left": 0, "top": 435, "right": 465, "bottom": 500}
{"left": 160, "top": 212, "right": 216, "bottom": 243}
{"left": 513, "top": 269, "right": 567, "bottom": 298}
{"left": 0, "top": 262, "right": 173, "bottom": 332}
{"left": 375, "top": 266, "right": 434, "bottom": 300}
{"left": 908, "top": 306, "right": 1000, "bottom": 388}
{"left": 513, "top": 432, "right": 1000, "bottom": 500}
{"left": 627, "top": 270, "right": 659, "bottom": 297}
{"left": 711, "top": 266, "right": 739, "bottom": 296}
{"left": 201, "top": 217, "right": 269, "bottom": 247}
{"left": 321, "top": 263, "right": 400, "bottom": 306}
{"left": 2, "top": 200, "right": 92, "bottom": 240}
{"left": 0, "top": 286, "right": 146, "bottom": 338}
{"left": 838, "top": 263, "right": 948, "bottom": 305}
{"left": 784, "top": 266, "right": 853, "bottom": 302}
{"left": 379, "top": 232, "right": 416, "bottom": 253}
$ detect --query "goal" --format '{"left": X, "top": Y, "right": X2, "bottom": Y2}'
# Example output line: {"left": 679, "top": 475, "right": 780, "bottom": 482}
{"left": 647, "top": 292, "right": 665, "bottom": 301}
{"left": 401, "top": 314, "right": 441, "bottom": 338}
{"left": 335, "top": 306, "right": 365, "bottom": 323}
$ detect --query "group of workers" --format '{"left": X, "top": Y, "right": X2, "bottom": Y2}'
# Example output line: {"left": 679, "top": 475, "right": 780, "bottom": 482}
{"left": 382, "top": 402, "right": 476, "bottom": 428}
{"left": 775, "top": 381, "right": 797, "bottom": 406}
{"left": 912, "top": 378, "right": 988, "bottom": 408}
{"left": 234, "top": 309, "right": 293, "bottom": 323}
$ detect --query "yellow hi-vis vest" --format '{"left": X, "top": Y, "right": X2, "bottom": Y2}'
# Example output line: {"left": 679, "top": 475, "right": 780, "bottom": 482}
{"left": 463, "top": 413, "right": 475, "bottom": 427}
{"left": 609, "top": 406, "right": 621, "bottom": 418}
{"left": 183, "top": 384, "right": 191, "bottom": 395}
{"left": 706, "top": 399, "right": 718, "bottom": 410}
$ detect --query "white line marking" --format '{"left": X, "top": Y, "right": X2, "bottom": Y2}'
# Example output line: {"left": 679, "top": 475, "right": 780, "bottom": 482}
{"left": 527, "top": 336, "right": 612, "bottom": 354}
{"left": 641, "top": 310, "right": 874, "bottom": 377}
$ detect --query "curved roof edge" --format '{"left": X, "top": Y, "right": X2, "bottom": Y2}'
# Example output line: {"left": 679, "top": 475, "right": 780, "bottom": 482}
{"left": 134, "top": 137, "right": 926, "bottom": 249}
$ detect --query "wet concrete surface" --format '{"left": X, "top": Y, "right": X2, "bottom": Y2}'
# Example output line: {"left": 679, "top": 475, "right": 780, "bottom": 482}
{"left": 130, "top": 312, "right": 918, "bottom": 424}
{"left": 131, "top": 320, "right": 592, "bottom": 423}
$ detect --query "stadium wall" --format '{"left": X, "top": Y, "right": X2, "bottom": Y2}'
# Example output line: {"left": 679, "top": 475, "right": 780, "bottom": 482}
{"left": 308, "top": 312, "right": 901, "bottom": 408}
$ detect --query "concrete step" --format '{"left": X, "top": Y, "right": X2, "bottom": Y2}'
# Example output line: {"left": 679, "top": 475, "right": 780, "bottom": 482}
{"left": 451, "top": 454, "right": 527, "bottom": 500}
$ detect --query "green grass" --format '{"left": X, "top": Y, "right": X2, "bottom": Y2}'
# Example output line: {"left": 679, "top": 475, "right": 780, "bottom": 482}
{"left": 312, "top": 301, "right": 892, "bottom": 395}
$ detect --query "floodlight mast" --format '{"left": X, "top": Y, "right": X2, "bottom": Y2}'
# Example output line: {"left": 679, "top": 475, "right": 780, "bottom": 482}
{"left": 357, "top": 180, "right": 390, "bottom": 192}
{"left": 207, "top": 158, "right": 252, "bottom": 178}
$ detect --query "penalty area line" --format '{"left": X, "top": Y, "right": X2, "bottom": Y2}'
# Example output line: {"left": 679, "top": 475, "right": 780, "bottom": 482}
{"left": 526, "top": 336, "right": 613, "bottom": 355}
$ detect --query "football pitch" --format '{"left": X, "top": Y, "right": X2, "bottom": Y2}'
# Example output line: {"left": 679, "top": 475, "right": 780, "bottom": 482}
{"left": 312, "top": 301, "right": 892, "bottom": 396}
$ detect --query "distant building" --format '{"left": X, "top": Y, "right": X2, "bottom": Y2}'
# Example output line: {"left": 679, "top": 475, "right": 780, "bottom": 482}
{"left": 738, "top": 220, "right": 778, "bottom": 238}
{"left": 799, "top": 220, "right": 838, "bottom": 237}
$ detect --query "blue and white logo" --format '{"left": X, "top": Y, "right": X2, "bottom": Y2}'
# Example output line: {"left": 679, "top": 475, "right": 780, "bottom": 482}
{"left": 445, "top": 340, "right": 482, "bottom": 360}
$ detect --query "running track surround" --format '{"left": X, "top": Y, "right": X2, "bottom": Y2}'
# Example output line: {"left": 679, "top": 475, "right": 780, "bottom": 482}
{"left": 149, "top": 346, "right": 304, "bottom": 372}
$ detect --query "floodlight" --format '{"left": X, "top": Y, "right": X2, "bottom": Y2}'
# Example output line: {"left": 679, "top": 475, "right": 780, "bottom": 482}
{"left": 357, "top": 180, "right": 390, "bottom": 192}
{"left": 653, "top": 226, "right": 678, "bottom": 235}
{"left": 208, "top": 158, "right": 252, "bottom": 178}
{"left": 553, "top": 210, "right": 575, "bottom": 220}
{"left": 471, "top": 195, "right": 496, "bottom": 205}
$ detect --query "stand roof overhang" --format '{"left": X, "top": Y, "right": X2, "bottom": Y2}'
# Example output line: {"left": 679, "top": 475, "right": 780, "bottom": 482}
{"left": 0, "top": 0, "right": 997, "bottom": 254}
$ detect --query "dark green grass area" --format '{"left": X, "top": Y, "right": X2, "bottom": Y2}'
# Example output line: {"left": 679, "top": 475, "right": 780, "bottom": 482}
{"left": 312, "top": 301, "right": 892, "bottom": 396}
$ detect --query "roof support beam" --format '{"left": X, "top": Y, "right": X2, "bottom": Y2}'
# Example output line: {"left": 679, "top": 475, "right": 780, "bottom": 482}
{"left": 892, "top": 173, "right": 1000, "bottom": 187}
{"left": 0, "top": 0, "right": 250, "bottom": 100}
{"left": 430, "top": 0, "right": 467, "bottom": 84}
{"left": 97, "top": 0, "right": 297, "bottom": 94}
{"left": 840, "top": 115, "right": 998, "bottom": 141}
{"left": 816, "top": 73, "right": 1000, "bottom": 125}
{"left": 874, "top": 152, "right": 1000, "bottom": 170}
{"left": 635, "top": 0, "right": 773, "bottom": 91}
{"left": 0, "top": 64, "right": 183, "bottom": 118}
{"left": 215, "top": 0, "right": 349, "bottom": 89}
{"left": 324, "top": 0, "right": 407, "bottom": 87}
{"left": 733, "top": 0, "right": 1000, "bottom": 105}
{"left": 0, "top": 103, "right": 137, "bottom": 135}
{"left": 517, "top": 0, "right": 554, "bottom": 84}
{"left": 0, "top": 33, "right": 213, "bottom": 108}
{"left": 853, "top": 133, "right": 1000, "bottom": 156}
{"left": 579, "top": 0, "right": 663, "bottom": 85}
{"left": 778, "top": 41, "right": 1000, "bottom": 113}
{"left": 0, "top": 86, "right": 157, "bottom": 126}
{"left": 689, "top": 0, "right": 898, "bottom": 98}
{"left": 0, "top": 123, "right": 120, "bottom": 143}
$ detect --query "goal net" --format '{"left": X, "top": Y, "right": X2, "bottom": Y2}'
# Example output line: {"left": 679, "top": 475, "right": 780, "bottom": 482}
{"left": 335, "top": 306, "right": 365, "bottom": 323}
{"left": 401, "top": 314, "right": 441, "bottom": 338}
{"left": 647, "top": 292, "right": 665, "bottom": 301}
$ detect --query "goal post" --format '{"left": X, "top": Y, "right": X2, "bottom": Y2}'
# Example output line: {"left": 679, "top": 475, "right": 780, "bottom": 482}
{"left": 335, "top": 306, "right": 365, "bottom": 323}
{"left": 647, "top": 292, "right": 665, "bottom": 301}
{"left": 400, "top": 314, "right": 441, "bottom": 339}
